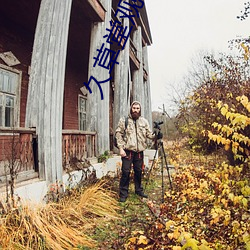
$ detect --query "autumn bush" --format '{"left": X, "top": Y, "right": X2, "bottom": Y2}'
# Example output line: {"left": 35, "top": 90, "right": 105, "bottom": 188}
{"left": 207, "top": 95, "right": 250, "bottom": 166}
{"left": 125, "top": 141, "right": 250, "bottom": 250}
{"left": 176, "top": 44, "right": 250, "bottom": 155}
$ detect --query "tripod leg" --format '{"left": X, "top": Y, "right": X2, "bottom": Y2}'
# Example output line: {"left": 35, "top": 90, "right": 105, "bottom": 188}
{"left": 161, "top": 143, "right": 173, "bottom": 190}
{"left": 160, "top": 146, "right": 165, "bottom": 203}
{"left": 144, "top": 147, "right": 158, "bottom": 192}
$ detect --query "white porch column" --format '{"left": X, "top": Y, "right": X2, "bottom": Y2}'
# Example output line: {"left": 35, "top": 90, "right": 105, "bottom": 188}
{"left": 113, "top": 12, "right": 131, "bottom": 131}
{"left": 86, "top": 0, "right": 111, "bottom": 155}
{"left": 25, "top": 0, "right": 72, "bottom": 183}
{"left": 132, "top": 26, "right": 145, "bottom": 116}
{"left": 142, "top": 45, "right": 153, "bottom": 126}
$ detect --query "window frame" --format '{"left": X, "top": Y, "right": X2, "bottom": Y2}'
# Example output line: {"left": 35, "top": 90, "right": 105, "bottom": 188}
{"left": 78, "top": 95, "right": 87, "bottom": 131}
{"left": 0, "top": 64, "right": 22, "bottom": 129}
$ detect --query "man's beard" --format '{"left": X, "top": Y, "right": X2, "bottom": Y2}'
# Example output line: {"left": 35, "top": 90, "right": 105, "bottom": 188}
{"left": 131, "top": 112, "right": 140, "bottom": 120}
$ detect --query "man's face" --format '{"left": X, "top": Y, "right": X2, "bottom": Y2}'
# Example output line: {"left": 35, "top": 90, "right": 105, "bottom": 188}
{"left": 131, "top": 103, "right": 140, "bottom": 120}
{"left": 132, "top": 104, "right": 140, "bottom": 113}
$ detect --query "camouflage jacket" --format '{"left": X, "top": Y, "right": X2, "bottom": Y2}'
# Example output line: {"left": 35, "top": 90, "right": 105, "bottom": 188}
{"left": 115, "top": 115, "right": 155, "bottom": 152}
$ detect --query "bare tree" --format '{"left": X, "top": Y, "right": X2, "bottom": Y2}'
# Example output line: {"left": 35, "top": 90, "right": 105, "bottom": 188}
{"left": 237, "top": 2, "right": 250, "bottom": 20}
{"left": 4, "top": 129, "right": 21, "bottom": 209}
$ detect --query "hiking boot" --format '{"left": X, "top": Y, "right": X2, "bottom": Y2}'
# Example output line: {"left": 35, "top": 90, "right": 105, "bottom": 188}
{"left": 119, "top": 197, "right": 127, "bottom": 202}
{"left": 135, "top": 192, "right": 148, "bottom": 198}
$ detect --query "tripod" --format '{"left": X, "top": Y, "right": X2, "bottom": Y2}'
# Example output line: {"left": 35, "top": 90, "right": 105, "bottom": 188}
{"left": 144, "top": 129, "right": 173, "bottom": 203}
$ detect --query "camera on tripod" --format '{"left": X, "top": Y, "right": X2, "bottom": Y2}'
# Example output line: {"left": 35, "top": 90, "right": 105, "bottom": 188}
{"left": 153, "top": 121, "right": 163, "bottom": 140}
{"left": 153, "top": 121, "right": 163, "bottom": 130}
{"left": 145, "top": 119, "right": 173, "bottom": 199}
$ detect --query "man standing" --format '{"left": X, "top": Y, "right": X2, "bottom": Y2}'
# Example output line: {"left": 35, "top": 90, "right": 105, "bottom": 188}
{"left": 115, "top": 101, "right": 157, "bottom": 202}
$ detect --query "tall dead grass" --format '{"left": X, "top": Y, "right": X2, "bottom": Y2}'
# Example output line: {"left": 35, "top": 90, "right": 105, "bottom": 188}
{"left": 0, "top": 180, "right": 121, "bottom": 249}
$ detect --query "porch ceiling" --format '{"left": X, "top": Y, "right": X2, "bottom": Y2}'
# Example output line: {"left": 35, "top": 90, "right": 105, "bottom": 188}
{"left": 0, "top": 0, "right": 41, "bottom": 33}
{"left": 0, "top": 0, "right": 105, "bottom": 73}
{"left": 0, "top": 0, "right": 105, "bottom": 31}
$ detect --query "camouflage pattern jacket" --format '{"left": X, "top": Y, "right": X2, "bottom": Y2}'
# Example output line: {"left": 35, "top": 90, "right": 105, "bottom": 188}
{"left": 115, "top": 115, "right": 155, "bottom": 152}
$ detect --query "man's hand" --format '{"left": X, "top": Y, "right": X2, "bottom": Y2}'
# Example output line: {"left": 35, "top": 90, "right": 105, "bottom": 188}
{"left": 120, "top": 148, "right": 126, "bottom": 157}
{"left": 157, "top": 132, "right": 163, "bottom": 139}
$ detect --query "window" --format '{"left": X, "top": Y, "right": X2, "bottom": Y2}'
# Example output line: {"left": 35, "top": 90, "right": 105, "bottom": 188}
{"left": 0, "top": 66, "right": 20, "bottom": 127}
{"left": 78, "top": 95, "right": 87, "bottom": 131}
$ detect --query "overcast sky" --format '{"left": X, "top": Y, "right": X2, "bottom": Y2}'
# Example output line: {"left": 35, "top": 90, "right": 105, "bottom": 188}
{"left": 145, "top": 0, "right": 250, "bottom": 112}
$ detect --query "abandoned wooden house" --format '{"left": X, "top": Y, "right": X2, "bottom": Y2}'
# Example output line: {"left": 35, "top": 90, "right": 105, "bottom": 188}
{"left": 0, "top": 0, "right": 153, "bottom": 198}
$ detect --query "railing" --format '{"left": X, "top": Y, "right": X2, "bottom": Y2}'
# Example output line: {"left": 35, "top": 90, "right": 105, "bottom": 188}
{"left": 0, "top": 127, "right": 37, "bottom": 186}
{"left": 0, "top": 128, "right": 97, "bottom": 186}
{"left": 62, "top": 130, "right": 97, "bottom": 168}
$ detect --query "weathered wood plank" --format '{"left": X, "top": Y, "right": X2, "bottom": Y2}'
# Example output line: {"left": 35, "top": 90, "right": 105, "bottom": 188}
{"left": 76, "top": 0, "right": 106, "bottom": 22}
{"left": 0, "top": 127, "right": 35, "bottom": 133}
{"left": 113, "top": 10, "right": 131, "bottom": 134}
{"left": 62, "top": 130, "right": 96, "bottom": 135}
{"left": 0, "top": 170, "right": 39, "bottom": 189}
{"left": 142, "top": 46, "right": 152, "bottom": 126}
{"left": 86, "top": 0, "right": 111, "bottom": 155}
{"left": 132, "top": 26, "right": 145, "bottom": 114}
{"left": 129, "top": 39, "right": 140, "bottom": 70}
{"left": 26, "top": 0, "right": 73, "bottom": 183}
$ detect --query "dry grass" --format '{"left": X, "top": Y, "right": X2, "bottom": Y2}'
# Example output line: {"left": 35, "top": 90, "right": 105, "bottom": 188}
{"left": 0, "top": 180, "right": 121, "bottom": 249}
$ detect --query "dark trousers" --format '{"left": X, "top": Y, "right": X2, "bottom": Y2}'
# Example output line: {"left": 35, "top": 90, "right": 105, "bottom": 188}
{"left": 119, "top": 150, "right": 144, "bottom": 198}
